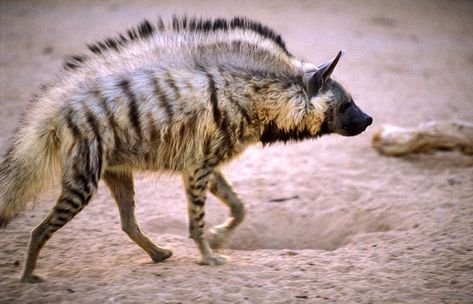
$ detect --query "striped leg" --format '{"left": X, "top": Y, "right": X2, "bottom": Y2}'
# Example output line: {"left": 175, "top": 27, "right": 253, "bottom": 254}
{"left": 208, "top": 170, "right": 246, "bottom": 249}
{"left": 183, "top": 167, "right": 226, "bottom": 266}
{"left": 21, "top": 141, "right": 99, "bottom": 283}
{"left": 102, "top": 170, "right": 172, "bottom": 262}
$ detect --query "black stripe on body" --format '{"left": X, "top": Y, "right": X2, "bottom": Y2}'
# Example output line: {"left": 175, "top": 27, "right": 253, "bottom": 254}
{"left": 218, "top": 67, "right": 251, "bottom": 140}
{"left": 227, "top": 94, "right": 251, "bottom": 124}
{"left": 64, "top": 107, "right": 82, "bottom": 141}
{"left": 73, "top": 140, "right": 98, "bottom": 192}
{"left": 178, "top": 114, "right": 197, "bottom": 140}
{"left": 164, "top": 72, "right": 181, "bottom": 100}
{"left": 217, "top": 107, "right": 234, "bottom": 158}
{"left": 83, "top": 106, "right": 103, "bottom": 179}
{"left": 202, "top": 136, "right": 212, "bottom": 160}
{"left": 143, "top": 112, "right": 160, "bottom": 163}
{"left": 204, "top": 69, "right": 235, "bottom": 156}
{"left": 93, "top": 89, "right": 122, "bottom": 152}
{"left": 81, "top": 141, "right": 91, "bottom": 180}
{"left": 151, "top": 76, "right": 174, "bottom": 123}
{"left": 205, "top": 72, "right": 221, "bottom": 126}
{"left": 146, "top": 113, "right": 160, "bottom": 144}
{"left": 195, "top": 64, "right": 220, "bottom": 127}
{"left": 228, "top": 95, "right": 249, "bottom": 140}
{"left": 119, "top": 79, "right": 143, "bottom": 139}
{"left": 73, "top": 172, "right": 91, "bottom": 197}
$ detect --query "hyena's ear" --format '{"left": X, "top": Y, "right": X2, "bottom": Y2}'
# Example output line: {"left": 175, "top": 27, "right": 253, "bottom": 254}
{"left": 318, "top": 50, "right": 344, "bottom": 81}
{"left": 304, "top": 50, "right": 344, "bottom": 95}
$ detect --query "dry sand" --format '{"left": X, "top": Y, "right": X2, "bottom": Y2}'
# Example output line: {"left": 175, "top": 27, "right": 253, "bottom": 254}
{"left": 1, "top": 0, "right": 472, "bottom": 303}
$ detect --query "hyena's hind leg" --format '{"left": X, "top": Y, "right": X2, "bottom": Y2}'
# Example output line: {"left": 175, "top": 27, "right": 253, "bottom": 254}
{"left": 21, "top": 141, "right": 100, "bottom": 283}
{"left": 102, "top": 170, "right": 172, "bottom": 263}
{"left": 208, "top": 170, "right": 246, "bottom": 249}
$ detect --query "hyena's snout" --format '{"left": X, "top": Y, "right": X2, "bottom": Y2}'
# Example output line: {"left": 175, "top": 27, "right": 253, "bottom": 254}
{"left": 353, "top": 110, "right": 373, "bottom": 134}
{"left": 340, "top": 104, "right": 373, "bottom": 136}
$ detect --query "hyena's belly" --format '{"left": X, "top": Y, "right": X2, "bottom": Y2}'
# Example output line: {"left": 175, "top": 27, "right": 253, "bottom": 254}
{"left": 103, "top": 129, "right": 197, "bottom": 173}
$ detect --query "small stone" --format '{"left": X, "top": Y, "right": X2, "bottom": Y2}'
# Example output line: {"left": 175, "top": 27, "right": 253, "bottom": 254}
{"left": 447, "top": 178, "right": 459, "bottom": 186}
{"left": 42, "top": 46, "right": 53, "bottom": 55}
{"left": 295, "top": 295, "right": 308, "bottom": 299}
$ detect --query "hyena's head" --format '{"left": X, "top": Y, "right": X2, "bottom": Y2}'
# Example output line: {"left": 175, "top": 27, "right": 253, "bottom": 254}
{"left": 303, "top": 50, "right": 373, "bottom": 137}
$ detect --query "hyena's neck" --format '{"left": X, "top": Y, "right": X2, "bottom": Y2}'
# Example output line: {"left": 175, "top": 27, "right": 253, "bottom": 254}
{"left": 232, "top": 72, "right": 326, "bottom": 145}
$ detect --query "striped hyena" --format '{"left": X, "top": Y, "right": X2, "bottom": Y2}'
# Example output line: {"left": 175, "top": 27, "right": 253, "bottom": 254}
{"left": 0, "top": 17, "right": 372, "bottom": 282}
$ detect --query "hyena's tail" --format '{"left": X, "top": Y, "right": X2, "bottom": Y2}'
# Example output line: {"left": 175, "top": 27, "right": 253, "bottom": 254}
{"left": 0, "top": 116, "right": 61, "bottom": 228}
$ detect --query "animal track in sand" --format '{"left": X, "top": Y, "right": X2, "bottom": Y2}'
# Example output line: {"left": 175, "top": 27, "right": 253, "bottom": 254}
{"left": 228, "top": 206, "right": 407, "bottom": 251}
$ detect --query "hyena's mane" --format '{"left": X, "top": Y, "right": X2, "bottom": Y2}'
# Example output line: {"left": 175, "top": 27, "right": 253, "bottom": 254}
{"left": 64, "top": 16, "right": 293, "bottom": 72}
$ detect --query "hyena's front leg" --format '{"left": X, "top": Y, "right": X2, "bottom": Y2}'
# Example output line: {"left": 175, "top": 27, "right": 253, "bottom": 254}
{"left": 208, "top": 170, "right": 246, "bottom": 249}
{"left": 102, "top": 170, "right": 172, "bottom": 263}
{"left": 183, "top": 168, "right": 227, "bottom": 266}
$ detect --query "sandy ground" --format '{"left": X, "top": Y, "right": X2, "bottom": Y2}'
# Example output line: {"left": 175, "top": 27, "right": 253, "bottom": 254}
{"left": 1, "top": 0, "right": 472, "bottom": 303}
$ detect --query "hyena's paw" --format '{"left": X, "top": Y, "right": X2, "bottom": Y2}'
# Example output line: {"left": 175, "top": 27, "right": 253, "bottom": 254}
{"left": 20, "top": 274, "right": 45, "bottom": 284}
{"left": 208, "top": 227, "right": 229, "bottom": 249}
{"left": 151, "top": 248, "right": 173, "bottom": 263}
{"left": 199, "top": 254, "right": 227, "bottom": 266}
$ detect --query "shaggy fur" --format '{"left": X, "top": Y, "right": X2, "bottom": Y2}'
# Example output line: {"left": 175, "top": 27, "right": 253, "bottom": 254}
{"left": 0, "top": 16, "right": 371, "bottom": 282}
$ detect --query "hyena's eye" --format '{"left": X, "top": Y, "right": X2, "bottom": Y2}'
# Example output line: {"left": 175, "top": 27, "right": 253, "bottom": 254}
{"left": 339, "top": 102, "right": 351, "bottom": 113}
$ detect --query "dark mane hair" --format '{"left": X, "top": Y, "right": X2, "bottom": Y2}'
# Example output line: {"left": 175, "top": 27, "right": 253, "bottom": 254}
{"left": 63, "top": 16, "right": 289, "bottom": 71}
{"left": 170, "top": 16, "right": 289, "bottom": 55}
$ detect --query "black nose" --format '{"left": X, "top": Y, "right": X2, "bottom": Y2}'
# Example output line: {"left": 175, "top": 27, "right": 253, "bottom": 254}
{"left": 365, "top": 116, "right": 373, "bottom": 126}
